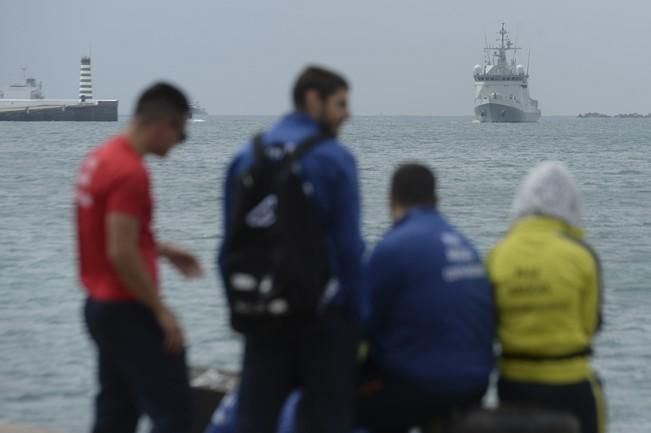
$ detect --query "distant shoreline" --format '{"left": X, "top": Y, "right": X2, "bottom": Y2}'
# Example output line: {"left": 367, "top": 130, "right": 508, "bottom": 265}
{"left": 578, "top": 112, "right": 651, "bottom": 118}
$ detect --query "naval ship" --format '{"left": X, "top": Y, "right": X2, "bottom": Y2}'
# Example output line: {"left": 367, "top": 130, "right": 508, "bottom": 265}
{"left": 473, "top": 24, "right": 541, "bottom": 122}
{"left": 0, "top": 56, "right": 118, "bottom": 121}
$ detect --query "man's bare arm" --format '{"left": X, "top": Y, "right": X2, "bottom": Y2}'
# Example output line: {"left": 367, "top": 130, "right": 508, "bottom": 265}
{"left": 157, "top": 240, "right": 203, "bottom": 278}
{"left": 106, "top": 213, "right": 183, "bottom": 352}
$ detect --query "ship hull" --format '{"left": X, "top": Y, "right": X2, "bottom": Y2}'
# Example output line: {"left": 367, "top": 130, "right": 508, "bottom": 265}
{"left": 474, "top": 102, "right": 540, "bottom": 123}
{"left": 0, "top": 100, "right": 118, "bottom": 121}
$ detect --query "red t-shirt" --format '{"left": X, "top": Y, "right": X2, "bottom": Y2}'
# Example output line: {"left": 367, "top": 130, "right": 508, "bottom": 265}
{"left": 75, "top": 135, "right": 158, "bottom": 301}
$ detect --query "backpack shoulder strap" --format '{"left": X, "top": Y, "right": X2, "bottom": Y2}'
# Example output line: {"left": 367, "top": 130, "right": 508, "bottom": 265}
{"left": 291, "top": 131, "right": 332, "bottom": 160}
{"left": 251, "top": 133, "right": 266, "bottom": 164}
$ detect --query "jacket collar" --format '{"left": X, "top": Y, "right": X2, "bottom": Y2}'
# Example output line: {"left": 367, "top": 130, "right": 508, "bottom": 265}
{"left": 280, "top": 111, "right": 320, "bottom": 129}
{"left": 394, "top": 206, "right": 439, "bottom": 228}
{"left": 512, "top": 215, "right": 584, "bottom": 240}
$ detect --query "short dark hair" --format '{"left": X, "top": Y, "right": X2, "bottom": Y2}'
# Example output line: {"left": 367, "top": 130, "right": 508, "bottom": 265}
{"left": 134, "top": 82, "right": 190, "bottom": 120}
{"left": 292, "top": 66, "right": 349, "bottom": 110}
{"left": 391, "top": 163, "right": 437, "bottom": 208}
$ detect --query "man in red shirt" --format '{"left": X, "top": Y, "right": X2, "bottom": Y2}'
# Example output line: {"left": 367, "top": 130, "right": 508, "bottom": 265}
{"left": 75, "top": 82, "right": 202, "bottom": 433}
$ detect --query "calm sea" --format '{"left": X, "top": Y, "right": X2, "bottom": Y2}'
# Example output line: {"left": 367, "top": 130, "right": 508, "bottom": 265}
{"left": 0, "top": 116, "right": 649, "bottom": 432}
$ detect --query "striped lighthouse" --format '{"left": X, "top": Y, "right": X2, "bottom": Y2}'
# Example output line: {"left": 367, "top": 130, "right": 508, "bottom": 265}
{"left": 79, "top": 56, "right": 93, "bottom": 101}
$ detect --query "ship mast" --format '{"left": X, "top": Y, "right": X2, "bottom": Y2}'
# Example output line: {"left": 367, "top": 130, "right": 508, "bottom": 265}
{"left": 499, "top": 23, "right": 507, "bottom": 65}
{"left": 484, "top": 23, "right": 520, "bottom": 68}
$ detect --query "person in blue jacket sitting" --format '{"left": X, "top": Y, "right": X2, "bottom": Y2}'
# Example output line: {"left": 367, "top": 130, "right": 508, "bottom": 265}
{"left": 354, "top": 162, "right": 495, "bottom": 432}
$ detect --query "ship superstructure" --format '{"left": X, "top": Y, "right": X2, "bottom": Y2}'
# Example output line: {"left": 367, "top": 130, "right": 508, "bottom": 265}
{"left": 473, "top": 24, "right": 541, "bottom": 122}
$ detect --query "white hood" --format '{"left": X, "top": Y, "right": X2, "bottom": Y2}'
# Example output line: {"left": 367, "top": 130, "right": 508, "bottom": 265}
{"left": 511, "top": 161, "right": 582, "bottom": 228}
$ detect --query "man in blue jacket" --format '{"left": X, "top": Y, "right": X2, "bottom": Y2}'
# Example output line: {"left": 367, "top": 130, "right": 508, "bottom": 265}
{"left": 217, "top": 66, "right": 364, "bottom": 433}
{"left": 357, "top": 163, "right": 495, "bottom": 432}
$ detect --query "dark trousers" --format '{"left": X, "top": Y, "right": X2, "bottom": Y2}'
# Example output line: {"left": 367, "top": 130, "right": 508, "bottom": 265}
{"left": 234, "top": 307, "right": 358, "bottom": 433}
{"left": 355, "top": 362, "right": 485, "bottom": 433}
{"left": 84, "top": 298, "right": 193, "bottom": 433}
{"left": 498, "top": 376, "right": 606, "bottom": 433}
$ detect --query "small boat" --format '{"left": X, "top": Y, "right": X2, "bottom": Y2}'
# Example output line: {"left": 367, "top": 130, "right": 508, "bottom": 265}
{"left": 190, "top": 100, "right": 208, "bottom": 119}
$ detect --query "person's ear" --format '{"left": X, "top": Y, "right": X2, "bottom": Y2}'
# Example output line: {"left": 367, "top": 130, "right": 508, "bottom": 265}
{"left": 303, "top": 89, "right": 321, "bottom": 113}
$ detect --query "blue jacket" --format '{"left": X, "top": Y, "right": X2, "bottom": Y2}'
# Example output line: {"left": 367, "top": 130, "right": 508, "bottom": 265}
{"left": 217, "top": 112, "right": 365, "bottom": 318}
{"left": 364, "top": 207, "right": 495, "bottom": 395}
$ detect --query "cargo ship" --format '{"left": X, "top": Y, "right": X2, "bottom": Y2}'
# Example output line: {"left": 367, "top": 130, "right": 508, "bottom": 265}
{"left": 0, "top": 57, "right": 118, "bottom": 121}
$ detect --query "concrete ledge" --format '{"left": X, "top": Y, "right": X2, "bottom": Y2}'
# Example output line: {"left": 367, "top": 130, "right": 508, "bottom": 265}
{"left": 0, "top": 423, "right": 63, "bottom": 433}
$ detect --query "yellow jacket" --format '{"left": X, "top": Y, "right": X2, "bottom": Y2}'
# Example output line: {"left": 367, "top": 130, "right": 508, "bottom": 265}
{"left": 487, "top": 216, "right": 602, "bottom": 384}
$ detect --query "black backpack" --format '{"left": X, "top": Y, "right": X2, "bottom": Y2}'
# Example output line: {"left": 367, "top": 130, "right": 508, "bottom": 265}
{"left": 222, "top": 132, "right": 332, "bottom": 334}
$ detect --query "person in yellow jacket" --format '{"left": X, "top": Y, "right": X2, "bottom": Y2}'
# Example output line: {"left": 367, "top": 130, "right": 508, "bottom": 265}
{"left": 487, "top": 161, "right": 606, "bottom": 433}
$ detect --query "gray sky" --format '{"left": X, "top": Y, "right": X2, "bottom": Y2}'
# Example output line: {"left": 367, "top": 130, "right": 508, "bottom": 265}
{"left": 1, "top": 0, "right": 649, "bottom": 116}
